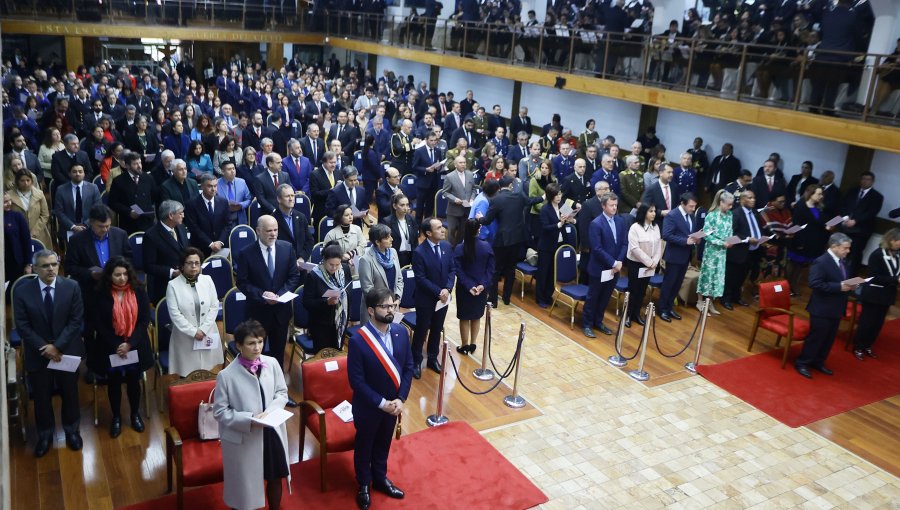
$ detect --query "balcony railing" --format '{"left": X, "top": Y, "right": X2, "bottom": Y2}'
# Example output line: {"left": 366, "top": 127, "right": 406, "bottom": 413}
{"left": 3, "top": 3, "right": 898, "bottom": 126}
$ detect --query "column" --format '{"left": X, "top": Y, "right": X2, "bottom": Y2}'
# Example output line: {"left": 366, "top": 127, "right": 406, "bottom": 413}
{"left": 857, "top": 0, "right": 897, "bottom": 106}
{"left": 266, "top": 42, "right": 284, "bottom": 69}
{"left": 64, "top": 36, "right": 84, "bottom": 72}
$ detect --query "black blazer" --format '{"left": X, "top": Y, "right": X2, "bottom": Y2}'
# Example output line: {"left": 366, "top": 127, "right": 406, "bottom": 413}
{"left": 375, "top": 181, "right": 399, "bottom": 220}
{"left": 841, "top": 187, "right": 884, "bottom": 234}
{"left": 706, "top": 154, "right": 741, "bottom": 192}
{"left": 302, "top": 264, "right": 353, "bottom": 342}
{"left": 236, "top": 240, "right": 303, "bottom": 326}
{"left": 806, "top": 252, "right": 849, "bottom": 317}
{"left": 327, "top": 123, "right": 361, "bottom": 158}
{"left": 108, "top": 172, "right": 157, "bottom": 234}
{"left": 123, "top": 129, "right": 161, "bottom": 165}
{"left": 857, "top": 248, "right": 899, "bottom": 306}
{"left": 241, "top": 125, "right": 273, "bottom": 151}
{"left": 750, "top": 174, "right": 787, "bottom": 207}
{"left": 538, "top": 203, "right": 576, "bottom": 252}
{"left": 509, "top": 115, "right": 532, "bottom": 138}
{"left": 412, "top": 145, "right": 443, "bottom": 191}
{"left": 276, "top": 209, "right": 314, "bottom": 261}
{"left": 13, "top": 276, "right": 85, "bottom": 371}
{"left": 821, "top": 184, "right": 842, "bottom": 219}
{"left": 786, "top": 174, "right": 819, "bottom": 204}
{"left": 384, "top": 214, "right": 419, "bottom": 256}
{"left": 325, "top": 183, "right": 369, "bottom": 224}
{"left": 299, "top": 136, "right": 327, "bottom": 167}
{"left": 87, "top": 287, "right": 154, "bottom": 372}
{"left": 143, "top": 222, "right": 190, "bottom": 304}
{"left": 641, "top": 181, "right": 680, "bottom": 225}
{"left": 64, "top": 227, "right": 133, "bottom": 293}
{"left": 727, "top": 206, "right": 767, "bottom": 264}
{"left": 560, "top": 172, "right": 592, "bottom": 206}
{"left": 309, "top": 167, "right": 337, "bottom": 223}
{"left": 788, "top": 203, "right": 828, "bottom": 259}
{"left": 184, "top": 195, "right": 235, "bottom": 258}
{"left": 480, "top": 189, "right": 543, "bottom": 247}
{"left": 51, "top": 149, "right": 95, "bottom": 184}
{"left": 254, "top": 170, "right": 290, "bottom": 215}
{"left": 578, "top": 197, "right": 603, "bottom": 251}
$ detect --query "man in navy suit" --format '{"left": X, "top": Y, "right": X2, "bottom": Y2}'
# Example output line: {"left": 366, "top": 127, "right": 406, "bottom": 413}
{"left": 255, "top": 153, "right": 291, "bottom": 216}
{"left": 795, "top": 233, "right": 858, "bottom": 378}
{"left": 326, "top": 166, "right": 369, "bottom": 226}
{"left": 411, "top": 217, "right": 456, "bottom": 378}
{"left": 412, "top": 132, "right": 443, "bottom": 221}
{"left": 583, "top": 193, "right": 628, "bottom": 337}
{"left": 274, "top": 183, "right": 314, "bottom": 265}
{"left": 14, "top": 250, "right": 85, "bottom": 457}
{"left": 840, "top": 172, "right": 884, "bottom": 274}
{"left": 65, "top": 204, "right": 133, "bottom": 297}
{"left": 658, "top": 193, "right": 700, "bottom": 321}
{"left": 348, "top": 288, "right": 414, "bottom": 509}
{"left": 641, "top": 163, "right": 679, "bottom": 226}
{"left": 184, "top": 174, "right": 235, "bottom": 258}
{"left": 236, "top": 215, "right": 303, "bottom": 400}
{"left": 283, "top": 139, "right": 313, "bottom": 195}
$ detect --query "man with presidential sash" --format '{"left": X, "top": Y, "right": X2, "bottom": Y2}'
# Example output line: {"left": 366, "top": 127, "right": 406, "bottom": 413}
{"left": 348, "top": 288, "right": 415, "bottom": 509}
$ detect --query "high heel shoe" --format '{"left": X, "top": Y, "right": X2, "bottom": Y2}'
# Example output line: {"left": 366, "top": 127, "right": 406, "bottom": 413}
{"left": 456, "top": 345, "right": 468, "bottom": 354}
{"left": 467, "top": 344, "right": 477, "bottom": 355}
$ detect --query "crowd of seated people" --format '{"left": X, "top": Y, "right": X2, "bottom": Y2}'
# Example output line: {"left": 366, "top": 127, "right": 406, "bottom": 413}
{"left": 3, "top": 51, "right": 896, "bottom": 462}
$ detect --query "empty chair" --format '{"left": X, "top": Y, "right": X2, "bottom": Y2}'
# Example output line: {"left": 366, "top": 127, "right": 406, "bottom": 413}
{"left": 548, "top": 245, "right": 589, "bottom": 329}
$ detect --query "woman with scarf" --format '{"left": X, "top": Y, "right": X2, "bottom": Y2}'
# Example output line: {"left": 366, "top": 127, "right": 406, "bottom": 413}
{"left": 303, "top": 243, "right": 353, "bottom": 354}
{"left": 166, "top": 247, "right": 224, "bottom": 377}
{"left": 214, "top": 319, "right": 290, "bottom": 510}
{"left": 357, "top": 224, "right": 404, "bottom": 320}
{"left": 89, "top": 257, "right": 154, "bottom": 438}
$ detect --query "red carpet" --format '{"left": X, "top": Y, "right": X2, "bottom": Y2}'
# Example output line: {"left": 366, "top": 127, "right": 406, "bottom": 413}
{"left": 698, "top": 319, "right": 900, "bottom": 428}
{"left": 119, "top": 421, "right": 547, "bottom": 510}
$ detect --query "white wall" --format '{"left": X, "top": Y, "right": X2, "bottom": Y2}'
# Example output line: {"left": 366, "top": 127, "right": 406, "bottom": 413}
{"left": 870, "top": 150, "right": 900, "bottom": 220}
{"left": 376, "top": 56, "right": 431, "bottom": 87}
{"left": 519, "top": 83, "right": 642, "bottom": 144}
{"left": 655, "top": 109, "right": 849, "bottom": 183}
{"left": 438, "top": 68, "right": 515, "bottom": 117}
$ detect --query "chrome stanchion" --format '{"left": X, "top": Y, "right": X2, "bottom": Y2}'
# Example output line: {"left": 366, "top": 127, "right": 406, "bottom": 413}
{"left": 503, "top": 323, "right": 527, "bottom": 408}
{"left": 608, "top": 291, "right": 630, "bottom": 367}
{"left": 685, "top": 298, "right": 711, "bottom": 374}
{"left": 426, "top": 337, "right": 450, "bottom": 427}
{"left": 628, "top": 302, "right": 654, "bottom": 382}
{"left": 473, "top": 304, "right": 494, "bottom": 381}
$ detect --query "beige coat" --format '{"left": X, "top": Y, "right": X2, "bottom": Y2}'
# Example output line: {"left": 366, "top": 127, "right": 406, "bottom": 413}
{"left": 214, "top": 355, "right": 291, "bottom": 510}
{"left": 165, "top": 274, "right": 224, "bottom": 377}
{"left": 9, "top": 186, "right": 53, "bottom": 249}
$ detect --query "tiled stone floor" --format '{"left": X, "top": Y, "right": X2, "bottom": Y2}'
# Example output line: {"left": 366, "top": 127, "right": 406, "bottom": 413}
{"left": 440, "top": 303, "right": 900, "bottom": 509}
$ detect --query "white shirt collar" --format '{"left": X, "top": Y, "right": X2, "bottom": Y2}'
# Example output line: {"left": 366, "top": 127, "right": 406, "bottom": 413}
{"left": 40, "top": 278, "right": 57, "bottom": 292}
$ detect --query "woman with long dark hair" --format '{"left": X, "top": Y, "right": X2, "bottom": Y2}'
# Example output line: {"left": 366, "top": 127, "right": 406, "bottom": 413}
{"left": 536, "top": 182, "right": 576, "bottom": 308}
{"left": 625, "top": 204, "right": 662, "bottom": 327}
{"left": 361, "top": 133, "right": 382, "bottom": 204}
{"left": 384, "top": 193, "right": 418, "bottom": 267}
{"left": 453, "top": 219, "right": 495, "bottom": 354}
{"left": 852, "top": 228, "right": 900, "bottom": 360}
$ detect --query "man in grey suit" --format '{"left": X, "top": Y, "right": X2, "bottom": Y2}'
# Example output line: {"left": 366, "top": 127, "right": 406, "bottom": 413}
{"left": 13, "top": 250, "right": 85, "bottom": 457}
{"left": 53, "top": 163, "right": 101, "bottom": 246}
{"left": 441, "top": 155, "right": 476, "bottom": 246}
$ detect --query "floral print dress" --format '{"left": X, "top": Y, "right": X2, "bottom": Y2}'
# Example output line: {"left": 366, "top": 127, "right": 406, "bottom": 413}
{"left": 697, "top": 209, "right": 732, "bottom": 298}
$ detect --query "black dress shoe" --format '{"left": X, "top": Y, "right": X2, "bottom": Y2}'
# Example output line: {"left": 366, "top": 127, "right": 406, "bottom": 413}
{"left": 624, "top": 317, "right": 631, "bottom": 328}
{"left": 853, "top": 349, "right": 865, "bottom": 361}
{"left": 426, "top": 360, "right": 442, "bottom": 374}
{"left": 583, "top": 327, "right": 596, "bottom": 338}
{"left": 467, "top": 344, "right": 477, "bottom": 355}
{"left": 356, "top": 485, "right": 371, "bottom": 510}
{"left": 456, "top": 345, "right": 468, "bottom": 354}
{"left": 131, "top": 414, "right": 145, "bottom": 433}
{"left": 110, "top": 417, "right": 122, "bottom": 438}
{"left": 286, "top": 397, "right": 299, "bottom": 408}
{"left": 413, "top": 365, "right": 422, "bottom": 379}
{"left": 634, "top": 316, "right": 646, "bottom": 327}
{"left": 737, "top": 299, "right": 750, "bottom": 307}
{"left": 502, "top": 298, "right": 511, "bottom": 306}
{"left": 864, "top": 348, "right": 878, "bottom": 359}
{"left": 795, "top": 365, "right": 812, "bottom": 379}
{"left": 659, "top": 313, "right": 672, "bottom": 323}
{"left": 598, "top": 324, "right": 613, "bottom": 336}
{"left": 373, "top": 478, "right": 405, "bottom": 499}
{"left": 669, "top": 311, "right": 682, "bottom": 320}
{"left": 34, "top": 436, "right": 51, "bottom": 458}
{"left": 65, "top": 431, "right": 83, "bottom": 451}
{"left": 815, "top": 366, "right": 834, "bottom": 376}
{"left": 721, "top": 302, "right": 734, "bottom": 311}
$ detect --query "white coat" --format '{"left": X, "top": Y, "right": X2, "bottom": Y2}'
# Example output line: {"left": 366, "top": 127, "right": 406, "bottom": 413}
{"left": 213, "top": 355, "right": 291, "bottom": 510}
{"left": 166, "top": 274, "right": 224, "bottom": 377}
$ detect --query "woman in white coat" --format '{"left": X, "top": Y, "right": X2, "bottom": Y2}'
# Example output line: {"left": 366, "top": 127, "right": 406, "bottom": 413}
{"left": 357, "top": 224, "right": 404, "bottom": 320}
{"left": 214, "top": 319, "right": 291, "bottom": 510}
{"left": 166, "top": 247, "right": 224, "bottom": 377}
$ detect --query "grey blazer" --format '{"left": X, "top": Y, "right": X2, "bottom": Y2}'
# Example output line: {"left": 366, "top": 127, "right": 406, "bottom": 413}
{"left": 13, "top": 276, "right": 85, "bottom": 372}
{"left": 357, "top": 246, "right": 404, "bottom": 320}
{"left": 53, "top": 181, "right": 102, "bottom": 234}
{"left": 441, "top": 170, "right": 476, "bottom": 217}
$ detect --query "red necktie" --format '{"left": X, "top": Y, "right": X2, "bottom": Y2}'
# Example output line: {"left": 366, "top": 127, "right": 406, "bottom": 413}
{"left": 273, "top": 173, "right": 279, "bottom": 186}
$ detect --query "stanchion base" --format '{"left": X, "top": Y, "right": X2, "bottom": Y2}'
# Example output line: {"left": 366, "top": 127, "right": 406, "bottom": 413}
{"left": 473, "top": 368, "right": 495, "bottom": 381}
{"left": 684, "top": 362, "right": 697, "bottom": 374}
{"left": 608, "top": 355, "right": 628, "bottom": 368}
{"left": 628, "top": 370, "right": 650, "bottom": 382}
{"left": 504, "top": 395, "right": 527, "bottom": 408}
{"left": 426, "top": 414, "right": 449, "bottom": 427}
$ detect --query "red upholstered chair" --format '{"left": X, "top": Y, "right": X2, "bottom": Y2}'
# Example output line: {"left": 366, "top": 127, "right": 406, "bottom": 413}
{"left": 747, "top": 280, "right": 811, "bottom": 368}
{"left": 842, "top": 298, "right": 863, "bottom": 348}
{"left": 299, "top": 348, "right": 355, "bottom": 492}
{"left": 165, "top": 370, "right": 223, "bottom": 510}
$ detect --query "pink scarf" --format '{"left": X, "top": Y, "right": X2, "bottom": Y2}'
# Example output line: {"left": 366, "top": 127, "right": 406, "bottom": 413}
{"left": 237, "top": 355, "right": 267, "bottom": 375}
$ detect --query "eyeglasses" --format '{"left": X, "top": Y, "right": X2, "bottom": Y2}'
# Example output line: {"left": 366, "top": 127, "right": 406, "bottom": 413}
{"left": 183, "top": 261, "right": 202, "bottom": 267}
{"left": 373, "top": 304, "right": 398, "bottom": 311}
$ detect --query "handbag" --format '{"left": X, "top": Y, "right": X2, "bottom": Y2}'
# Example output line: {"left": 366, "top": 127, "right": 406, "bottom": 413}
{"left": 198, "top": 388, "right": 220, "bottom": 440}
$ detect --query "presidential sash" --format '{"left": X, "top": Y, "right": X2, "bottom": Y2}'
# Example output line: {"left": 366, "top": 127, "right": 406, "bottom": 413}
{"left": 357, "top": 324, "right": 401, "bottom": 390}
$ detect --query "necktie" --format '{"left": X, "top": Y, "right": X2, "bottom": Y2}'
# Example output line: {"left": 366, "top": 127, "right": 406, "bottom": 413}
{"left": 171, "top": 229, "right": 178, "bottom": 243}
{"left": 663, "top": 185, "right": 671, "bottom": 209}
{"left": 133, "top": 174, "right": 140, "bottom": 185}
{"left": 839, "top": 259, "right": 847, "bottom": 279}
{"left": 295, "top": 157, "right": 301, "bottom": 171}
{"left": 429, "top": 149, "right": 434, "bottom": 163}
{"left": 349, "top": 187, "right": 356, "bottom": 206}
{"left": 685, "top": 213, "right": 692, "bottom": 232}
{"left": 767, "top": 177, "right": 773, "bottom": 192}
{"left": 312, "top": 142, "right": 317, "bottom": 162}
{"left": 273, "top": 173, "right": 279, "bottom": 187}
{"left": 337, "top": 124, "right": 343, "bottom": 138}
{"left": 267, "top": 246, "right": 275, "bottom": 278}
{"left": 859, "top": 189, "right": 865, "bottom": 201}
{"left": 44, "top": 286, "right": 53, "bottom": 320}
{"left": 256, "top": 127, "right": 261, "bottom": 137}
{"left": 227, "top": 182, "right": 235, "bottom": 201}
{"left": 433, "top": 244, "right": 440, "bottom": 260}
{"left": 75, "top": 184, "right": 83, "bottom": 220}
{"left": 327, "top": 171, "right": 335, "bottom": 187}
{"left": 608, "top": 217, "right": 617, "bottom": 244}
{"left": 207, "top": 200, "right": 214, "bottom": 216}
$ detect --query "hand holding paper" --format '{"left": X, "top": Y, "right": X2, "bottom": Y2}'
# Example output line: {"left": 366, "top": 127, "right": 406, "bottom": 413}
{"left": 251, "top": 408, "right": 294, "bottom": 428}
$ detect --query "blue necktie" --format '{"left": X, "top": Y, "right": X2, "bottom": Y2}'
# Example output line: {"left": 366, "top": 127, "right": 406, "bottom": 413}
{"left": 433, "top": 244, "right": 440, "bottom": 260}
{"left": 227, "top": 182, "right": 235, "bottom": 201}
{"left": 44, "top": 287, "right": 53, "bottom": 321}
{"left": 608, "top": 218, "right": 616, "bottom": 244}
{"left": 267, "top": 247, "right": 275, "bottom": 278}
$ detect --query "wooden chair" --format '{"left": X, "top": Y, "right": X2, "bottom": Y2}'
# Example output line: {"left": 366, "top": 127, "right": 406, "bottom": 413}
{"left": 747, "top": 280, "right": 811, "bottom": 368}
{"left": 165, "top": 369, "right": 223, "bottom": 510}
{"left": 548, "top": 244, "right": 589, "bottom": 329}
{"left": 298, "top": 349, "right": 355, "bottom": 492}
{"left": 842, "top": 297, "right": 863, "bottom": 349}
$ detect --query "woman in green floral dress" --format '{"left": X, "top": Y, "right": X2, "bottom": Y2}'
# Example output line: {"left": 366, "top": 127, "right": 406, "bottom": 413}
{"left": 697, "top": 190, "right": 735, "bottom": 315}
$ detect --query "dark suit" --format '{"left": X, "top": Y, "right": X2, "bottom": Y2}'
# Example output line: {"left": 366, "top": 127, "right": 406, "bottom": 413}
{"left": 51, "top": 150, "right": 94, "bottom": 184}
{"left": 853, "top": 248, "right": 899, "bottom": 351}
{"left": 536, "top": 204, "right": 577, "bottom": 305}
{"left": 184, "top": 195, "right": 235, "bottom": 258}
{"left": 480, "top": 189, "right": 543, "bottom": 304}
{"left": 282, "top": 154, "right": 312, "bottom": 195}
{"left": 706, "top": 154, "right": 741, "bottom": 192}
{"left": 506, "top": 143, "right": 529, "bottom": 167}
{"left": 326, "top": 183, "right": 368, "bottom": 225}
{"left": 309, "top": 167, "right": 338, "bottom": 227}
{"left": 641, "top": 181, "right": 680, "bottom": 226}
{"left": 327, "top": 123, "right": 361, "bottom": 158}
{"left": 13, "top": 276, "right": 84, "bottom": 437}
{"left": 510, "top": 115, "right": 532, "bottom": 138}
{"left": 64, "top": 227, "right": 132, "bottom": 295}
{"left": 160, "top": 176, "right": 200, "bottom": 206}
{"left": 841, "top": 187, "right": 884, "bottom": 273}
{"left": 143, "top": 222, "right": 190, "bottom": 304}
{"left": 577, "top": 196, "right": 604, "bottom": 283}
{"left": 724, "top": 206, "right": 767, "bottom": 304}
{"left": 659, "top": 207, "right": 698, "bottom": 315}
{"left": 561, "top": 172, "right": 592, "bottom": 206}
{"left": 348, "top": 322, "right": 414, "bottom": 486}
{"left": 820, "top": 183, "right": 842, "bottom": 220}
{"left": 275, "top": 209, "right": 314, "bottom": 261}
{"left": 412, "top": 145, "right": 443, "bottom": 219}
{"left": 236, "top": 241, "right": 303, "bottom": 368}
{"left": 583, "top": 214, "right": 627, "bottom": 329}
{"left": 384, "top": 214, "right": 418, "bottom": 268}
{"left": 786, "top": 174, "right": 819, "bottom": 205}
{"left": 750, "top": 174, "right": 787, "bottom": 209}
{"left": 375, "top": 182, "right": 400, "bottom": 221}
{"left": 108, "top": 171, "right": 157, "bottom": 234}
{"left": 411, "top": 240, "right": 456, "bottom": 364}
{"left": 796, "top": 252, "right": 850, "bottom": 369}
{"left": 299, "top": 136, "right": 326, "bottom": 167}
{"left": 241, "top": 125, "right": 271, "bottom": 151}
{"left": 254, "top": 170, "right": 290, "bottom": 215}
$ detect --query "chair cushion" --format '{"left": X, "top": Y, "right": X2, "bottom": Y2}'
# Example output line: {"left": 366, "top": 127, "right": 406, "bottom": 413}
{"left": 301, "top": 356, "right": 352, "bottom": 410}
{"left": 401, "top": 311, "right": 416, "bottom": 330}
{"left": 168, "top": 380, "right": 217, "bottom": 442}
{"left": 843, "top": 302, "right": 862, "bottom": 320}
{"left": 516, "top": 262, "right": 538, "bottom": 275}
{"left": 295, "top": 333, "right": 314, "bottom": 352}
{"left": 559, "top": 284, "right": 589, "bottom": 300}
{"left": 9, "top": 329, "right": 21, "bottom": 348}
{"left": 615, "top": 276, "right": 628, "bottom": 292}
{"left": 648, "top": 274, "right": 663, "bottom": 287}
{"left": 305, "top": 409, "right": 356, "bottom": 452}
{"left": 760, "top": 315, "right": 810, "bottom": 340}
{"left": 159, "top": 351, "right": 169, "bottom": 372}
{"left": 180, "top": 439, "right": 224, "bottom": 487}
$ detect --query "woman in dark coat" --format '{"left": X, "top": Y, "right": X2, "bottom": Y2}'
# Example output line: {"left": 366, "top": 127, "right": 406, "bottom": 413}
{"left": 3, "top": 191, "right": 32, "bottom": 299}
{"left": 302, "top": 243, "right": 353, "bottom": 353}
{"left": 852, "top": 228, "right": 900, "bottom": 360}
{"left": 384, "top": 193, "right": 418, "bottom": 268}
{"left": 89, "top": 257, "right": 153, "bottom": 438}
{"left": 453, "top": 219, "right": 495, "bottom": 355}
{"left": 536, "top": 183, "right": 577, "bottom": 308}
{"left": 786, "top": 185, "right": 829, "bottom": 295}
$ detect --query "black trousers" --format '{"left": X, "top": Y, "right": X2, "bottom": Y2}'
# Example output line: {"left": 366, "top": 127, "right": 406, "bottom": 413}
{"left": 354, "top": 410, "right": 396, "bottom": 486}
{"left": 30, "top": 367, "right": 80, "bottom": 438}
{"left": 416, "top": 186, "right": 437, "bottom": 221}
{"left": 846, "top": 233, "right": 871, "bottom": 275}
{"left": 259, "top": 315, "right": 290, "bottom": 370}
{"left": 725, "top": 250, "right": 762, "bottom": 303}
{"left": 853, "top": 302, "right": 889, "bottom": 351}
{"left": 796, "top": 315, "right": 840, "bottom": 368}
{"left": 626, "top": 259, "right": 650, "bottom": 319}
{"left": 411, "top": 301, "right": 447, "bottom": 364}
{"left": 535, "top": 249, "right": 556, "bottom": 306}
{"left": 107, "top": 369, "right": 142, "bottom": 418}
{"left": 490, "top": 243, "right": 523, "bottom": 305}
{"left": 658, "top": 261, "right": 688, "bottom": 314}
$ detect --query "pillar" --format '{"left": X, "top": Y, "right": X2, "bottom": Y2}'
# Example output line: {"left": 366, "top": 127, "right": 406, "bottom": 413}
{"left": 266, "top": 42, "right": 284, "bottom": 69}
{"left": 857, "top": 0, "right": 897, "bottom": 106}
{"left": 64, "top": 36, "right": 84, "bottom": 72}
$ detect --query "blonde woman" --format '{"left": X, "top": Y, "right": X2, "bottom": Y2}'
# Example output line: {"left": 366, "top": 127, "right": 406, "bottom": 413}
{"left": 696, "top": 189, "right": 735, "bottom": 315}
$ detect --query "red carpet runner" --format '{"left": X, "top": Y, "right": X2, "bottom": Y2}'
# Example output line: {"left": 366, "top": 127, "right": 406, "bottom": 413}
{"left": 120, "top": 421, "right": 547, "bottom": 510}
{"left": 698, "top": 319, "right": 900, "bottom": 428}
